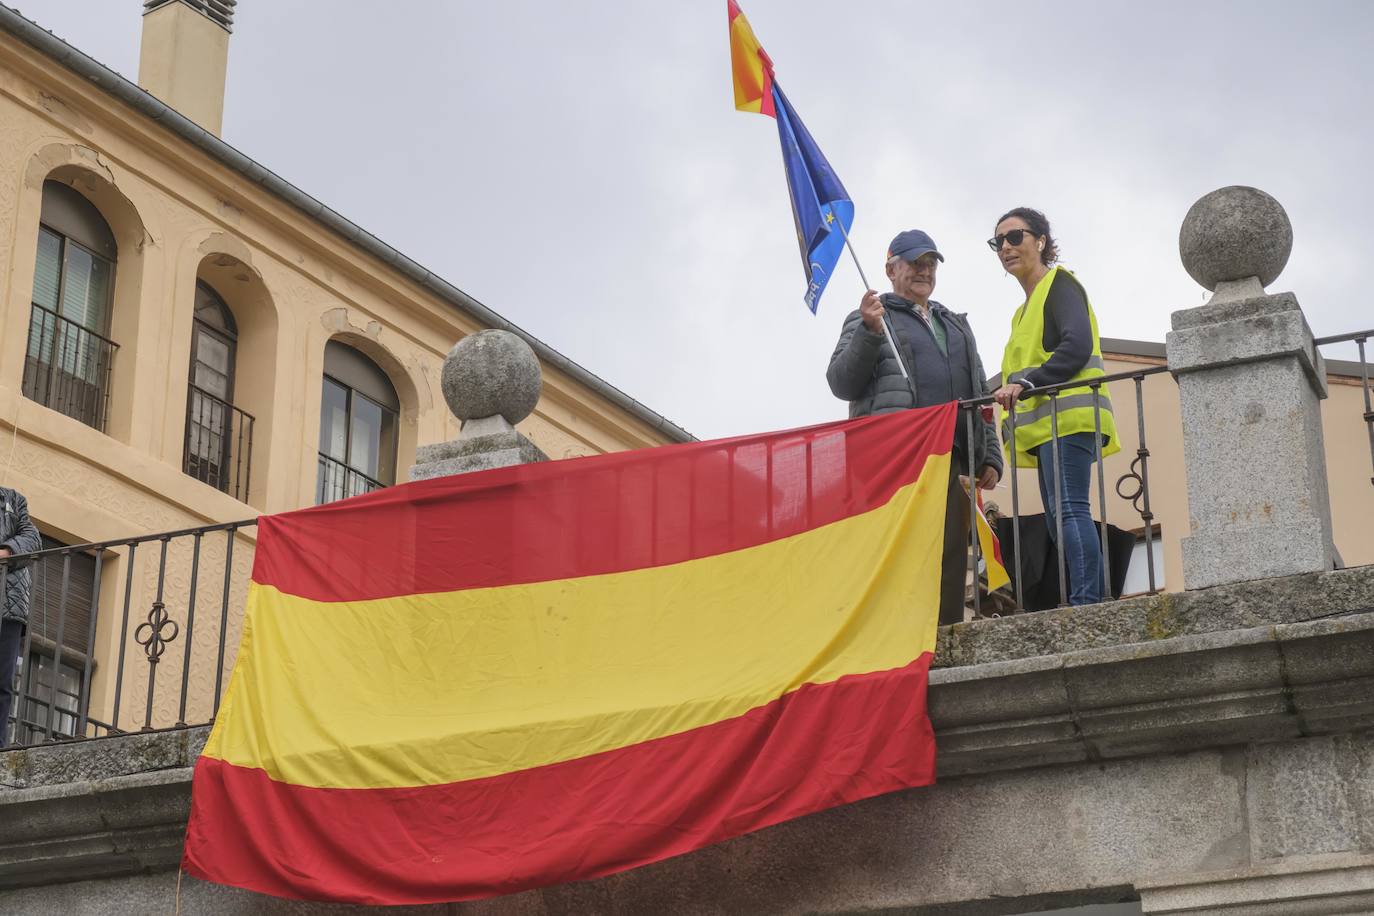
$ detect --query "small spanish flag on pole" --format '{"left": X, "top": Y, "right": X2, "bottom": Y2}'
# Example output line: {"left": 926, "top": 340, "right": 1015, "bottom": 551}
{"left": 976, "top": 491, "right": 1011, "bottom": 592}
{"left": 183, "top": 405, "right": 954, "bottom": 904}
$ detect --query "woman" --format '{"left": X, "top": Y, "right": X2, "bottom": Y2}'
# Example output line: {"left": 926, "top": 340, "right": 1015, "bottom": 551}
{"left": 990, "top": 207, "right": 1118, "bottom": 606}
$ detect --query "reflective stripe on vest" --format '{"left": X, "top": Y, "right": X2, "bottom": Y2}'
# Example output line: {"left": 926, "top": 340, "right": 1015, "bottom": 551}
{"left": 999, "top": 266, "right": 1120, "bottom": 469}
{"left": 1001, "top": 391, "right": 1115, "bottom": 443}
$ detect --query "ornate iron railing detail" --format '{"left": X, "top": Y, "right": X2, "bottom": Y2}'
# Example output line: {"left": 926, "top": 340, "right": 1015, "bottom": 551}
{"left": 1, "top": 519, "right": 256, "bottom": 750}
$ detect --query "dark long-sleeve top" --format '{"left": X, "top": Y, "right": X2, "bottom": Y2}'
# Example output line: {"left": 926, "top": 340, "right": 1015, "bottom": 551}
{"left": 1012, "top": 271, "right": 1094, "bottom": 389}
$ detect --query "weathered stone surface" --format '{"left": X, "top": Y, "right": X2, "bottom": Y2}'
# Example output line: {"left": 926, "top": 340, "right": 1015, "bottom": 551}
{"left": 0, "top": 870, "right": 463, "bottom": 914}
{"left": 1248, "top": 737, "right": 1366, "bottom": 862}
{"left": 1165, "top": 290, "right": 1336, "bottom": 589}
{"left": 0, "top": 727, "right": 207, "bottom": 790}
{"left": 409, "top": 429, "right": 547, "bottom": 480}
{"left": 1166, "top": 292, "right": 1327, "bottom": 395}
{"left": 1138, "top": 852, "right": 1374, "bottom": 915}
{"left": 934, "top": 564, "right": 1374, "bottom": 669}
{"left": 1178, "top": 185, "right": 1292, "bottom": 290}
{"left": 441, "top": 330, "right": 541, "bottom": 425}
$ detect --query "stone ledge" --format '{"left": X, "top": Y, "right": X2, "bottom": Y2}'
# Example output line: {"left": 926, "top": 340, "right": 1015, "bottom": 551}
{"left": 0, "top": 769, "right": 191, "bottom": 889}
{"left": 931, "top": 611, "right": 1374, "bottom": 777}
{"left": 933, "top": 564, "right": 1374, "bottom": 669}
{"left": 1138, "top": 851, "right": 1374, "bottom": 915}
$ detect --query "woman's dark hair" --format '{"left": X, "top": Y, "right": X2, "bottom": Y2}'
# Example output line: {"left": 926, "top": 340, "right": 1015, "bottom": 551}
{"left": 997, "top": 206, "right": 1059, "bottom": 266}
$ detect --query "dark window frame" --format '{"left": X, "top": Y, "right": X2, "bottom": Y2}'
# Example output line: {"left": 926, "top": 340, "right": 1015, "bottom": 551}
{"left": 184, "top": 281, "right": 243, "bottom": 496}
{"left": 24, "top": 191, "right": 121, "bottom": 431}
{"left": 10, "top": 534, "right": 101, "bottom": 744}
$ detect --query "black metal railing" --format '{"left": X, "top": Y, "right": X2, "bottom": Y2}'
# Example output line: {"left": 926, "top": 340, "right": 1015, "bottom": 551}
{"left": 183, "top": 383, "right": 256, "bottom": 502}
{"left": 957, "top": 365, "right": 1172, "bottom": 618}
{"left": 316, "top": 452, "right": 384, "bottom": 504}
{"left": 1314, "top": 329, "right": 1374, "bottom": 487}
{"left": 1, "top": 519, "right": 257, "bottom": 750}
{"left": 21, "top": 302, "right": 119, "bottom": 432}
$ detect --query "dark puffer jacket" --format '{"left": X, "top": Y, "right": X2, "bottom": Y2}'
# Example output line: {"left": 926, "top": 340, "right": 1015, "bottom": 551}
{"left": 2, "top": 487, "right": 43, "bottom": 625}
{"left": 826, "top": 295, "right": 1003, "bottom": 477}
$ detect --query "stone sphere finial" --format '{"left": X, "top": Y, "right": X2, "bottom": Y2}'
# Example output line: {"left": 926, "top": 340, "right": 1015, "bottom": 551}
{"left": 442, "top": 330, "right": 542, "bottom": 425}
{"left": 1179, "top": 186, "right": 1292, "bottom": 291}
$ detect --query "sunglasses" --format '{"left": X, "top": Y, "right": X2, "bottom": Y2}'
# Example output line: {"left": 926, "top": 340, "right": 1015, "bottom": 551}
{"left": 986, "top": 229, "right": 1037, "bottom": 252}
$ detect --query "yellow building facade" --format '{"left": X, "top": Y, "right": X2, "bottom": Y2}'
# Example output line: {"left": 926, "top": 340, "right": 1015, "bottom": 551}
{"left": 0, "top": 3, "right": 689, "bottom": 743}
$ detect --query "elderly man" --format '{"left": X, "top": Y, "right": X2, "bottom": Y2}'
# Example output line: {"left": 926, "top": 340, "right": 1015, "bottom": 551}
{"left": 826, "top": 229, "right": 1003, "bottom": 625}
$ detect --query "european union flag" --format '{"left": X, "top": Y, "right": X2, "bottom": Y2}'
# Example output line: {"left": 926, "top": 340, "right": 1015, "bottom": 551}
{"left": 771, "top": 83, "right": 853, "bottom": 314}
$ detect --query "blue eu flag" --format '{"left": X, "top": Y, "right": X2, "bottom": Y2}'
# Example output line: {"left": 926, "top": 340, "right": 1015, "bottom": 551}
{"left": 771, "top": 83, "right": 854, "bottom": 314}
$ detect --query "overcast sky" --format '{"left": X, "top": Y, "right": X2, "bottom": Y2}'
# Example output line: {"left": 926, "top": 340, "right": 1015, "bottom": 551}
{"left": 22, "top": 1, "right": 1374, "bottom": 441}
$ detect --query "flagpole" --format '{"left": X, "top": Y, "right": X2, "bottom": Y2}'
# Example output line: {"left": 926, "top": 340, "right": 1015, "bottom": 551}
{"left": 830, "top": 215, "right": 919, "bottom": 399}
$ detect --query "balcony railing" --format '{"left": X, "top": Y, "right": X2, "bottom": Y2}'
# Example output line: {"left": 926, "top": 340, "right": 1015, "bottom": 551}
{"left": 21, "top": 302, "right": 119, "bottom": 432}
{"left": 316, "top": 452, "right": 384, "bottom": 504}
{"left": 957, "top": 366, "right": 1171, "bottom": 618}
{"left": 1314, "top": 328, "right": 1374, "bottom": 486}
{"left": 183, "top": 383, "right": 256, "bottom": 502}
{"left": 1, "top": 519, "right": 257, "bottom": 749}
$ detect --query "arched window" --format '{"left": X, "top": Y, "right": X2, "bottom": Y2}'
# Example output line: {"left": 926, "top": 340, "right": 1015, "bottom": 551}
{"left": 23, "top": 181, "right": 119, "bottom": 431}
{"left": 184, "top": 281, "right": 253, "bottom": 499}
{"left": 316, "top": 341, "right": 399, "bottom": 504}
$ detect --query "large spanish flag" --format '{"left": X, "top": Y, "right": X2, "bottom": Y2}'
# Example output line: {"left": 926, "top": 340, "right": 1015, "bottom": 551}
{"left": 183, "top": 403, "right": 955, "bottom": 905}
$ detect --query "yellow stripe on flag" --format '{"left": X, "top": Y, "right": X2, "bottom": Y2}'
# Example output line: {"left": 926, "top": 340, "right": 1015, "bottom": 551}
{"left": 205, "top": 456, "right": 949, "bottom": 790}
{"left": 976, "top": 498, "right": 1010, "bottom": 592}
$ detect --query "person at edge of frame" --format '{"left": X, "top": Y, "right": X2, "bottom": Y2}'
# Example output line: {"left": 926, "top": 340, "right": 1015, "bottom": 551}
{"left": 0, "top": 484, "right": 42, "bottom": 747}
{"left": 990, "top": 206, "right": 1119, "bottom": 606}
{"left": 826, "top": 228, "right": 1004, "bottom": 626}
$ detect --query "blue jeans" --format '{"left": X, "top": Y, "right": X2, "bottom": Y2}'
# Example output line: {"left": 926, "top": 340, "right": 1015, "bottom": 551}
{"left": 1037, "top": 433, "right": 1104, "bottom": 606}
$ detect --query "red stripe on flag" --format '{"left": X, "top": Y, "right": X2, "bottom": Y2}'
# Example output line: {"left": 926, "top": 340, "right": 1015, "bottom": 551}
{"left": 183, "top": 654, "right": 935, "bottom": 905}
{"left": 256, "top": 404, "right": 957, "bottom": 602}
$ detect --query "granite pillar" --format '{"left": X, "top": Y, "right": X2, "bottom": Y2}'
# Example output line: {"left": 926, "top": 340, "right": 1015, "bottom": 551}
{"left": 1166, "top": 186, "right": 1336, "bottom": 589}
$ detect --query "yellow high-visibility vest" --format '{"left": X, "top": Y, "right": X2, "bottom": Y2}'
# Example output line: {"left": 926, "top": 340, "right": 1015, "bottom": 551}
{"left": 1000, "top": 266, "right": 1119, "bottom": 469}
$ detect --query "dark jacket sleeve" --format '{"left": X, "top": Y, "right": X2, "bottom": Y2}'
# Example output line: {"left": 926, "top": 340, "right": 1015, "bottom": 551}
{"left": 1018, "top": 272, "right": 1093, "bottom": 389}
{"left": 826, "top": 310, "right": 887, "bottom": 401}
{"left": 3, "top": 492, "right": 41, "bottom": 557}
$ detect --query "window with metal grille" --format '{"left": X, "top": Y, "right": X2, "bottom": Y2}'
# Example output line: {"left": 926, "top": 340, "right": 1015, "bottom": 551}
{"left": 183, "top": 281, "right": 254, "bottom": 500}
{"left": 316, "top": 342, "right": 399, "bottom": 504}
{"left": 23, "top": 181, "right": 119, "bottom": 432}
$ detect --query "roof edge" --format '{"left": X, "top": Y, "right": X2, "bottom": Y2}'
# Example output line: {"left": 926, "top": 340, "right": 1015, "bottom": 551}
{"left": 0, "top": 4, "right": 694, "bottom": 444}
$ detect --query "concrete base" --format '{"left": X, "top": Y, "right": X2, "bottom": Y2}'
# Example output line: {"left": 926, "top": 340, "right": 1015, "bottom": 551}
{"left": 409, "top": 415, "right": 548, "bottom": 481}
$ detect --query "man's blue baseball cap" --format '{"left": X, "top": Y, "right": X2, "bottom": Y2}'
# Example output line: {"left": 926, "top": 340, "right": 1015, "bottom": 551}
{"left": 887, "top": 229, "right": 944, "bottom": 263}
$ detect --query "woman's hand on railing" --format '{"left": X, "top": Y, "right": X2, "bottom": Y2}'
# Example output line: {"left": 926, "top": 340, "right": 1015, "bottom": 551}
{"left": 992, "top": 383, "right": 1025, "bottom": 410}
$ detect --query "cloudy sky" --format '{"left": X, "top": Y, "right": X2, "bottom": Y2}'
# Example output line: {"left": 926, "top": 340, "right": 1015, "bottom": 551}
{"left": 23, "top": 1, "right": 1374, "bottom": 441}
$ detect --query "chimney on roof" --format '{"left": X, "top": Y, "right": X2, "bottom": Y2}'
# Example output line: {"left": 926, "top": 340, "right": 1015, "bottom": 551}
{"left": 138, "top": 0, "right": 236, "bottom": 136}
